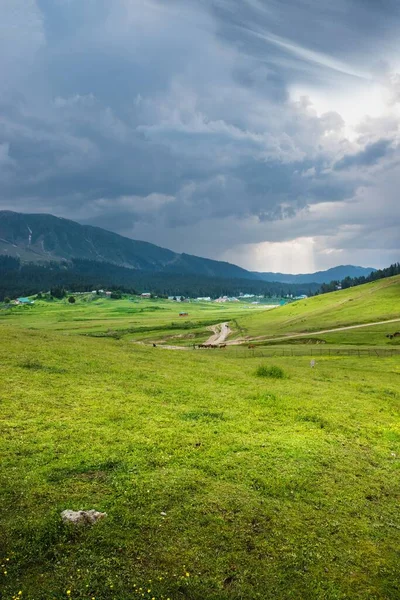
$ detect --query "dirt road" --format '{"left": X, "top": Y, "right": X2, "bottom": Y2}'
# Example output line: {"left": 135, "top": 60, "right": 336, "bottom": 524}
{"left": 141, "top": 317, "right": 400, "bottom": 350}
{"left": 140, "top": 321, "right": 232, "bottom": 349}
{"left": 205, "top": 322, "right": 231, "bottom": 345}
{"left": 228, "top": 317, "right": 400, "bottom": 345}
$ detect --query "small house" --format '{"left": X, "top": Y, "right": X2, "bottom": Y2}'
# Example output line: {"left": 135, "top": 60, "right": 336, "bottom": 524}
{"left": 141, "top": 292, "right": 151, "bottom": 298}
{"left": 179, "top": 312, "right": 189, "bottom": 317}
{"left": 17, "top": 297, "right": 34, "bottom": 305}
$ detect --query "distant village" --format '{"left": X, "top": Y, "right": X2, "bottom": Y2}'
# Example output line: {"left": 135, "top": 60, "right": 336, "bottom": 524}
{"left": 8, "top": 289, "right": 308, "bottom": 307}
{"left": 166, "top": 292, "right": 308, "bottom": 304}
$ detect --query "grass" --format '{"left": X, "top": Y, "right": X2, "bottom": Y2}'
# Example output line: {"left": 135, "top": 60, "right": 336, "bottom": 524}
{"left": 0, "top": 296, "right": 268, "bottom": 346}
{"left": 1, "top": 320, "right": 399, "bottom": 599}
{"left": 234, "top": 275, "right": 400, "bottom": 341}
{"left": 1, "top": 281, "right": 400, "bottom": 598}
{"left": 255, "top": 365, "right": 285, "bottom": 378}
{"left": 312, "top": 325, "right": 400, "bottom": 347}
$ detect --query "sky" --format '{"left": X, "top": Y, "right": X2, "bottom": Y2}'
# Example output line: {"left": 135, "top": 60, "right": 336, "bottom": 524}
{"left": 1, "top": 0, "right": 399, "bottom": 273}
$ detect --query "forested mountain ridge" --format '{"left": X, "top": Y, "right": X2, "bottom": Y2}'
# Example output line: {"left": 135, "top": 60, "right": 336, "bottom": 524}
{"left": 0, "top": 210, "right": 258, "bottom": 280}
{"left": 0, "top": 211, "right": 376, "bottom": 285}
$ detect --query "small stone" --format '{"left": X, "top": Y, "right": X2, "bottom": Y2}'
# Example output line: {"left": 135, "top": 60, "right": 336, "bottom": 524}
{"left": 160, "top": 512, "right": 167, "bottom": 516}
{"left": 61, "top": 509, "right": 107, "bottom": 525}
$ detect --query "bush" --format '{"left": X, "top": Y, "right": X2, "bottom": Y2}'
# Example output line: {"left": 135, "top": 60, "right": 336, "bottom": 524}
{"left": 68, "top": 296, "right": 76, "bottom": 304}
{"left": 256, "top": 365, "right": 285, "bottom": 379}
{"left": 20, "top": 359, "right": 44, "bottom": 370}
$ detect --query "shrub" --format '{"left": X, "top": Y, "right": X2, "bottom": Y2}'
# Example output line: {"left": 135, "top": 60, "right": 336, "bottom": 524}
{"left": 68, "top": 296, "right": 76, "bottom": 304}
{"left": 256, "top": 365, "right": 285, "bottom": 379}
{"left": 181, "top": 410, "right": 226, "bottom": 421}
{"left": 20, "top": 359, "right": 44, "bottom": 370}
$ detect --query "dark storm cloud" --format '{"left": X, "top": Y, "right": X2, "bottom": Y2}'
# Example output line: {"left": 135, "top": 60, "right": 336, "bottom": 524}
{"left": 333, "top": 139, "right": 394, "bottom": 170}
{"left": 0, "top": 0, "right": 399, "bottom": 270}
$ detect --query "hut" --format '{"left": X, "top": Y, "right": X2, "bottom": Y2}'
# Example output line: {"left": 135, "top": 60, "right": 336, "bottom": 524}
{"left": 17, "top": 297, "right": 34, "bottom": 305}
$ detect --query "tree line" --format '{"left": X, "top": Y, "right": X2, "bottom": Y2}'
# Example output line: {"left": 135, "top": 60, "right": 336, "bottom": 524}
{"left": 0, "top": 256, "right": 319, "bottom": 301}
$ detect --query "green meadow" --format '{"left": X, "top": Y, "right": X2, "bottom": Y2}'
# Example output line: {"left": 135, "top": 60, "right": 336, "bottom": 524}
{"left": 234, "top": 275, "right": 400, "bottom": 342}
{"left": 0, "top": 296, "right": 267, "bottom": 345}
{"left": 1, "top": 281, "right": 399, "bottom": 599}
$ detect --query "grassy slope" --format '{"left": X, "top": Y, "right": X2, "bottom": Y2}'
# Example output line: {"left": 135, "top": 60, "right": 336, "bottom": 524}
{"left": 1, "top": 325, "right": 399, "bottom": 600}
{"left": 312, "top": 325, "right": 400, "bottom": 347}
{"left": 234, "top": 275, "right": 400, "bottom": 340}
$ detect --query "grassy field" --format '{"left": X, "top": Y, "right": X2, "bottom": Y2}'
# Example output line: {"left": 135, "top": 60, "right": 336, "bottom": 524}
{"left": 234, "top": 275, "right": 400, "bottom": 342}
{"left": 248, "top": 324, "right": 400, "bottom": 350}
{"left": 1, "top": 282, "right": 400, "bottom": 599}
{"left": 310, "top": 325, "right": 400, "bottom": 347}
{"left": 0, "top": 296, "right": 269, "bottom": 346}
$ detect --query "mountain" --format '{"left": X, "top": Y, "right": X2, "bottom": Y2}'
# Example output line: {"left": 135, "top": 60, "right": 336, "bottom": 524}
{"left": 253, "top": 265, "right": 376, "bottom": 285}
{"left": 0, "top": 211, "right": 376, "bottom": 284}
{"left": 0, "top": 210, "right": 258, "bottom": 280}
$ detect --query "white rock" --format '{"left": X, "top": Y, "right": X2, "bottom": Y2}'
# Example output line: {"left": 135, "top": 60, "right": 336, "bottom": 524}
{"left": 61, "top": 509, "right": 107, "bottom": 525}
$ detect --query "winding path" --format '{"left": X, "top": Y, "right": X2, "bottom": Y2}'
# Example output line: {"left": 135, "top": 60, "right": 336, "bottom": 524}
{"left": 228, "top": 317, "right": 400, "bottom": 345}
{"left": 205, "top": 322, "right": 231, "bottom": 345}
{"left": 141, "top": 317, "right": 400, "bottom": 350}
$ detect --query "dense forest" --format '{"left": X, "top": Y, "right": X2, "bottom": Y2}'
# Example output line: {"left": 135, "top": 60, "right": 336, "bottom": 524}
{"left": 319, "top": 262, "right": 400, "bottom": 294}
{"left": 0, "top": 256, "right": 320, "bottom": 301}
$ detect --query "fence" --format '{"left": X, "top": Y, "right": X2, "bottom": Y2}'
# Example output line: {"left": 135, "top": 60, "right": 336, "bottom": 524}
{"left": 233, "top": 347, "right": 400, "bottom": 359}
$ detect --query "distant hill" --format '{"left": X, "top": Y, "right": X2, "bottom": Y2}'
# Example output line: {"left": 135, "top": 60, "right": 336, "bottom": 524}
{"left": 0, "top": 210, "right": 258, "bottom": 280}
{"left": 0, "top": 211, "right": 375, "bottom": 285}
{"left": 254, "top": 265, "right": 376, "bottom": 284}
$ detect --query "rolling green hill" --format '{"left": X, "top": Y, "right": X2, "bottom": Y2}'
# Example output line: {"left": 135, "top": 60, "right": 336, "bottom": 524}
{"left": 234, "top": 274, "right": 400, "bottom": 341}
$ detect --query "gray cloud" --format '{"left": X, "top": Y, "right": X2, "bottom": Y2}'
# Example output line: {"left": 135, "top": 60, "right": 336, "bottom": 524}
{"left": 0, "top": 0, "right": 399, "bottom": 271}
{"left": 333, "top": 139, "right": 394, "bottom": 170}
